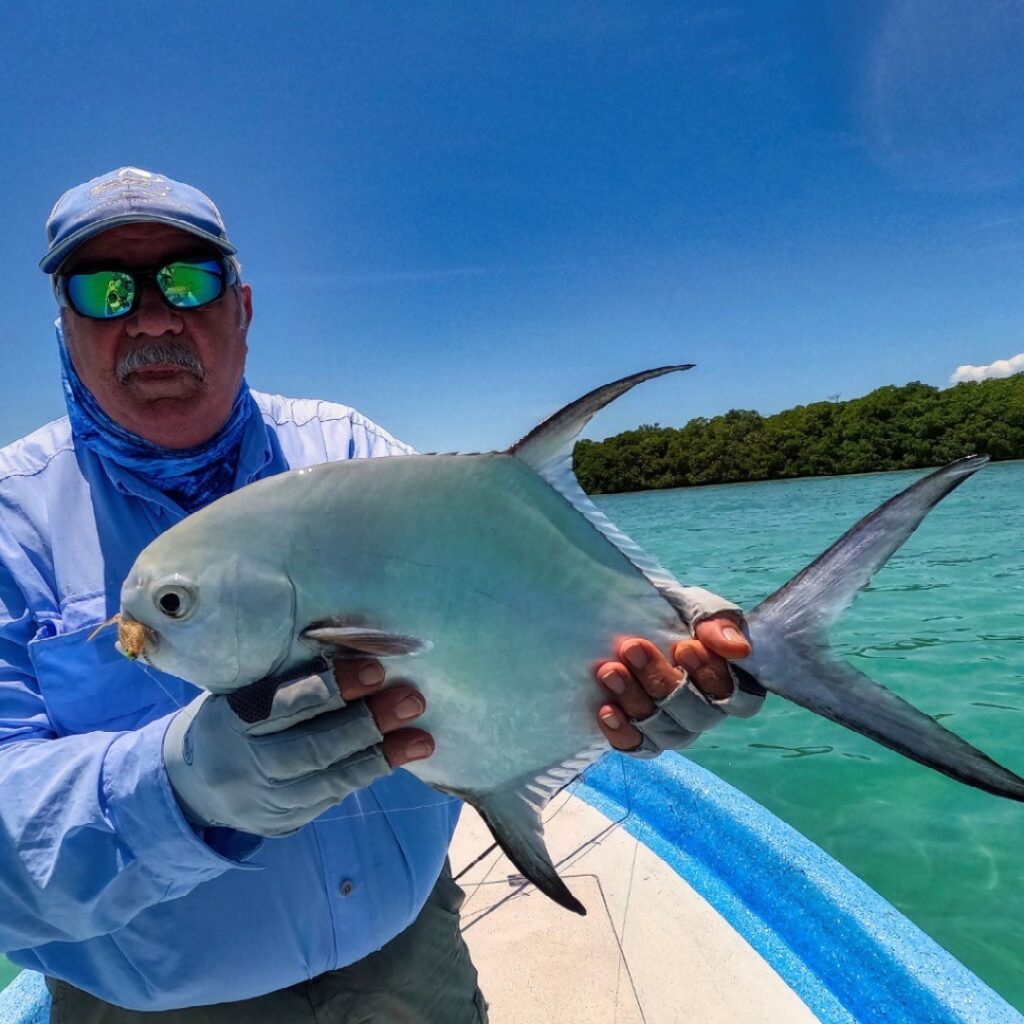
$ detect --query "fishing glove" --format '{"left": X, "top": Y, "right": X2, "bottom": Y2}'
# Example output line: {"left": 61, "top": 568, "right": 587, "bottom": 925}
{"left": 625, "top": 588, "right": 765, "bottom": 759}
{"left": 163, "top": 670, "right": 391, "bottom": 837}
{"left": 628, "top": 663, "right": 766, "bottom": 758}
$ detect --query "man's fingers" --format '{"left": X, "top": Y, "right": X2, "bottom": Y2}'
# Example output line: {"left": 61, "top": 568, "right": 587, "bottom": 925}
{"left": 366, "top": 685, "right": 434, "bottom": 766}
{"left": 315, "top": 676, "right": 435, "bottom": 766}
{"left": 694, "top": 617, "right": 751, "bottom": 660}
{"left": 365, "top": 685, "right": 426, "bottom": 735}
{"left": 332, "top": 659, "right": 386, "bottom": 701}
{"left": 595, "top": 661, "right": 656, "bottom": 719}
{"left": 381, "top": 728, "right": 434, "bottom": 768}
{"left": 672, "top": 638, "right": 733, "bottom": 700}
{"left": 615, "top": 638, "right": 684, "bottom": 700}
{"left": 596, "top": 703, "right": 645, "bottom": 752}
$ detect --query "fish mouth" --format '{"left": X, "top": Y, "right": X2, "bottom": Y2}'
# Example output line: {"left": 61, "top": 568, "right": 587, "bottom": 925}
{"left": 114, "top": 613, "right": 158, "bottom": 662}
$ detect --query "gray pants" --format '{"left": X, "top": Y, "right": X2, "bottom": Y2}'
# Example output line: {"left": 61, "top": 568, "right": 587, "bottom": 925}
{"left": 47, "top": 866, "right": 487, "bottom": 1023}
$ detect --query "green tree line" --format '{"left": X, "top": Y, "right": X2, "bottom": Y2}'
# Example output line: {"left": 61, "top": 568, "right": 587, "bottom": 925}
{"left": 573, "top": 374, "right": 1024, "bottom": 494}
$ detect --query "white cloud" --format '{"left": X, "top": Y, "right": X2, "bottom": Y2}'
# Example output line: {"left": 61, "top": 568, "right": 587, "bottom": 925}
{"left": 951, "top": 353, "right": 1024, "bottom": 384}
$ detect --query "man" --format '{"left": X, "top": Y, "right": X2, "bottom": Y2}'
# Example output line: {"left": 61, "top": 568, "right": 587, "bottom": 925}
{"left": 0, "top": 168, "right": 758, "bottom": 1022}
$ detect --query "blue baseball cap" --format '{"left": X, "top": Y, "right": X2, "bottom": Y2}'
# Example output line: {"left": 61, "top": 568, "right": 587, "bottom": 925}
{"left": 40, "top": 166, "right": 237, "bottom": 274}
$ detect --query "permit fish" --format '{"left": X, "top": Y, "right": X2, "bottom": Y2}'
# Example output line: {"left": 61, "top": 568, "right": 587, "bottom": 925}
{"left": 114, "top": 367, "right": 1024, "bottom": 914}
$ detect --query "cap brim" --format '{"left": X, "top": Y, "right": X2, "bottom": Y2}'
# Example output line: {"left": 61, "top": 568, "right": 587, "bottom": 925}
{"left": 40, "top": 214, "right": 237, "bottom": 274}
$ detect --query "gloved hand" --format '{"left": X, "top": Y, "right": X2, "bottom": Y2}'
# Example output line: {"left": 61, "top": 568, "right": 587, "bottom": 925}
{"left": 625, "top": 660, "right": 765, "bottom": 757}
{"left": 163, "top": 665, "right": 432, "bottom": 837}
{"left": 594, "top": 620, "right": 765, "bottom": 757}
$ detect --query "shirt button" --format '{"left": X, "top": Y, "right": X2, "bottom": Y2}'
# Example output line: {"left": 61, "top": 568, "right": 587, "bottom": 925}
{"left": 339, "top": 880, "right": 355, "bottom": 897}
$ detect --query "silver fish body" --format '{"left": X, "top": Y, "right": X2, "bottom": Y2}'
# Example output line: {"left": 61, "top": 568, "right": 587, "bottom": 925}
{"left": 124, "top": 452, "right": 678, "bottom": 794}
{"left": 118, "top": 368, "right": 1024, "bottom": 913}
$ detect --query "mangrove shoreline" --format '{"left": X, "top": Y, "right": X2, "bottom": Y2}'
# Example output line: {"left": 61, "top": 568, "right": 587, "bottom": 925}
{"left": 574, "top": 375, "right": 1024, "bottom": 494}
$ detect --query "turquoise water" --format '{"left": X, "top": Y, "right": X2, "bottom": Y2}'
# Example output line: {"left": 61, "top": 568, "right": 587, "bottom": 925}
{"left": 2, "top": 462, "right": 1021, "bottom": 1007}
{"left": 596, "top": 460, "right": 1024, "bottom": 1012}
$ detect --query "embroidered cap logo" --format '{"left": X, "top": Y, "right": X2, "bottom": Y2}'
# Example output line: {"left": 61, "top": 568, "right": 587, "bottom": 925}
{"left": 88, "top": 168, "right": 173, "bottom": 200}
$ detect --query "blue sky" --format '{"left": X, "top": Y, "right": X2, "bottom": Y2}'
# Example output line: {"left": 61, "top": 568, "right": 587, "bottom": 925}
{"left": 2, "top": 1, "right": 1023, "bottom": 453}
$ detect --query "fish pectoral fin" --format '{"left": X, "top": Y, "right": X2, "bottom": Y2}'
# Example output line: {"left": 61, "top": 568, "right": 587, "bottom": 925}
{"left": 470, "top": 784, "right": 586, "bottom": 915}
{"left": 300, "top": 625, "right": 431, "bottom": 658}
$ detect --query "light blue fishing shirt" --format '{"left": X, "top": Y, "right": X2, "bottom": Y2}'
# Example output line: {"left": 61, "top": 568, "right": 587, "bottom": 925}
{"left": 0, "top": 393, "right": 462, "bottom": 1011}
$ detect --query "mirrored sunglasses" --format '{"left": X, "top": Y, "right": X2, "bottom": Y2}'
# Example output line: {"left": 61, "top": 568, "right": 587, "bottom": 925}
{"left": 58, "top": 259, "right": 236, "bottom": 320}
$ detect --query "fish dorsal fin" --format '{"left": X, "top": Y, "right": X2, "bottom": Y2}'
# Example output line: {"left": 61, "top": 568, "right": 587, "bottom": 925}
{"left": 457, "top": 745, "right": 607, "bottom": 915}
{"left": 509, "top": 365, "right": 694, "bottom": 486}
{"left": 509, "top": 366, "right": 704, "bottom": 627}
{"left": 301, "top": 625, "right": 431, "bottom": 658}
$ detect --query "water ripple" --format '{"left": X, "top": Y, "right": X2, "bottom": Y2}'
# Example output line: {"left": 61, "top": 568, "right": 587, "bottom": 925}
{"left": 748, "top": 743, "right": 835, "bottom": 759}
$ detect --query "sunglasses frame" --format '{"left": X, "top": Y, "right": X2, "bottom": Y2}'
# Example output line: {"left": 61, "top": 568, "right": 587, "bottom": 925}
{"left": 55, "top": 257, "right": 238, "bottom": 321}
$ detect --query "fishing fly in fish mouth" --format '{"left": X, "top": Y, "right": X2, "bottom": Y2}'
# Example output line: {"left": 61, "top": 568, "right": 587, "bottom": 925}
{"left": 107, "top": 613, "right": 149, "bottom": 659}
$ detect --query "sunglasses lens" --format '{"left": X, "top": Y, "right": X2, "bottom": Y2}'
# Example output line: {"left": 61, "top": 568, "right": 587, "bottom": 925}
{"left": 157, "top": 260, "right": 225, "bottom": 308}
{"left": 67, "top": 270, "right": 136, "bottom": 319}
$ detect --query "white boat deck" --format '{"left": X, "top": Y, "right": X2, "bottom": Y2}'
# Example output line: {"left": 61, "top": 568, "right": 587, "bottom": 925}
{"left": 451, "top": 790, "right": 819, "bottom": 1024}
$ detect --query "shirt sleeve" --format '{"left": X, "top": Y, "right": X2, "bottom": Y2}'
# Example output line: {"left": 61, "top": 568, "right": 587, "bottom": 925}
{"left": 0, "top": 533, "right": 259, "bottom": 950}
{"left": 347, "top": 412, "right": 418, "bottom": 459}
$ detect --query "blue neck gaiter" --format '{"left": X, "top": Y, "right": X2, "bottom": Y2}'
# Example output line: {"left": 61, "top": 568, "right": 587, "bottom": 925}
{"left": 57, "top": 323, "right": 257, "bottom": 513}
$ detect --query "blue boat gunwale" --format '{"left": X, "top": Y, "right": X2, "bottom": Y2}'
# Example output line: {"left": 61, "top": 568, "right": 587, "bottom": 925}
{"left": 2, "top": 751, "right": 1020, "bottom": 1023}
{"left": 577, "top": 752, "right": 1023, "bottom": 1024}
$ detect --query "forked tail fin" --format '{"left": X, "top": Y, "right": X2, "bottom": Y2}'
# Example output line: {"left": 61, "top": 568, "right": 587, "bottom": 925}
{"left": 510, "top": 372, "right": 1024, "bottom": 801}
{"left": 744, "top": 456, "right": 1024, "bottom": 801}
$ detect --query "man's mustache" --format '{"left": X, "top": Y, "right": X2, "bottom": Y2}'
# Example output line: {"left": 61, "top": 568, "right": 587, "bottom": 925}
{"left": 117, "top": 344, "right": 205, "bottom": 384}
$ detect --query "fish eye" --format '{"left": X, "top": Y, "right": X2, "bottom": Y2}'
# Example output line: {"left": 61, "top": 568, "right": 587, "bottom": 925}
{"left": 153, "top": 584, "right": 195, "bottom": 620}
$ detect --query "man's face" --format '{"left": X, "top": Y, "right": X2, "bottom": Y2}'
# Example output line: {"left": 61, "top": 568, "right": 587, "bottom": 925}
{"left": 59, "top": 223, "right": 253, "bottom": 450}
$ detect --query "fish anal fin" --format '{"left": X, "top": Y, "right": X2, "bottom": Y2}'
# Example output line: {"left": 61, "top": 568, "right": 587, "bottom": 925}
{"left": 467, "top": 785, "right": 586, "bottom": 916}
{"left": 452, "top": 747, "right": 606, "bottom": 915}
{"left": 300, "top": 625, "right": 431, "bottom": 658}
